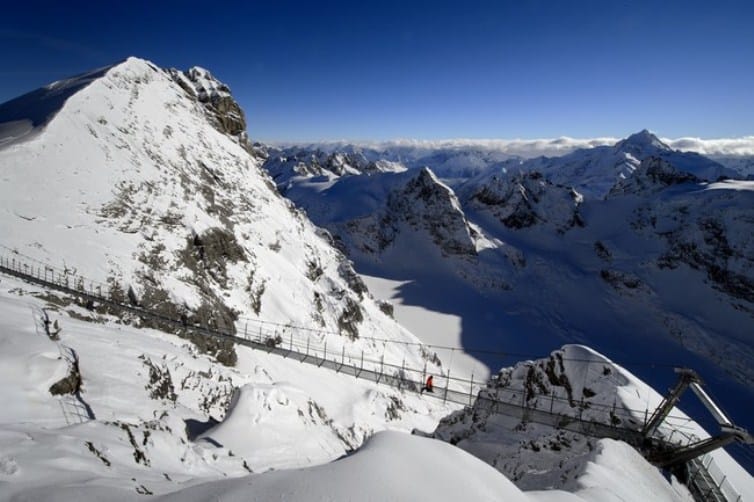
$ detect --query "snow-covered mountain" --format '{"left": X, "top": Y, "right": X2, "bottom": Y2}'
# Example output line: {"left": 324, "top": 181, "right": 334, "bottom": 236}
{"left": 710, "top": 155, "right": 754, "bottom": 179}
{"left": 264, "top": 137, "right": 754, "bottom": 451}
{"left": 0, "top": 57, "right": 433, "bottom": 365}
{"left": 0, "top": 57, "right": 456, "bottom": 496}
{"left": 1, "top": 57, "right": 752, "bottom": 500}
{"left": 264, "top": 141, "right": 518, "bottom": 185}
{"left": 461, "top": 170, "right": 585, "bottom": 233}
{"left": 267, "top": 131, "right": 748, "bottom": 196}
{"left": 503, "top": 130, "right": 737, "bottom": 199}
{"left": 432, "top": 345, "right": 753, "bottom": 500}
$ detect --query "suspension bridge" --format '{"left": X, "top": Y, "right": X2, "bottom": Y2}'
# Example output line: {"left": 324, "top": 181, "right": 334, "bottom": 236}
{"left": 0, "top": 246, "right": 750, "bottom": 501}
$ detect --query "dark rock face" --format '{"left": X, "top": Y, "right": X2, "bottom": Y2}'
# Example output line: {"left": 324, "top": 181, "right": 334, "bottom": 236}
{"left": 169, "top": 67, "right": 251, "bottom": 152}
{"left": 337, "top": 296, "right": 364, "bottom": 340}
{"left": 600, "top": 269, "right": 646, "bottom": 293}
{"left": 185, "top": 67, "right": 246, "bottom": 136}
{"left": 609, "top": 157, "right": 700, "bottom": 196}
{"left": 330, "top": 168, "right": 478, "bottom": 258}
{"left": 658, "top": 218, "right": 754, "bottom": 305}
{"left": 468, "top": 171, "right": 584, "bottom": 233}
{"left": 384, "top": 168, "right": 477, "bottom": 256}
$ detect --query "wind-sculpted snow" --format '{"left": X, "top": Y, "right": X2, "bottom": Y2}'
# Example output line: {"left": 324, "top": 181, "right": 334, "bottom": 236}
{"left": 161, "top": 431, "right": 537, "bottom": 502}
{"left": 0, "top": 64, "right": 112, "bottom": 146}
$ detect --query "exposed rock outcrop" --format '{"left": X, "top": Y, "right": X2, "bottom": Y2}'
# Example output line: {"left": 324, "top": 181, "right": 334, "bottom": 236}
{"left": 609, "top": 156, "right": 700, "bottom": 196}
{"left": 169, "top": 66, "right": 252, "bottom": 152}
{"left": 467, "top": 171, "right": 584, "bottom": 233}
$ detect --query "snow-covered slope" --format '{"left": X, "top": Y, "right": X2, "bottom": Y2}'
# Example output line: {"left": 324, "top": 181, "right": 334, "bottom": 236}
{"left": 0, "top": 57, "right": 468, "bottom": 496}
{"left": 433, "top": 345, "right": 753, "bottom": 500}
{"left": 0, "top": 56, "right": 435, "bottom": 371}
{"left": 461, "top": 170, "right": 585, "bottom": 234}
{"left": 2, "top": 58, "right": 752, "bottom": 499}
{"left": 509, "top": 130, "right": 736, "bottom": 199}
{"left": 265, "top": 137, "right": 754, "bottom": 469}
{"left": 4, "top": 271, "right": 733, "bottom": 501}
{"left": 0, "top": 274, "right": 454, "bottom": 500}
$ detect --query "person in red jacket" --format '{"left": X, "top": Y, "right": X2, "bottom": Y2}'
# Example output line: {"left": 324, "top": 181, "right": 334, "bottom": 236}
{"left": 421, "top": 375, "right": 434, "bottom": 394}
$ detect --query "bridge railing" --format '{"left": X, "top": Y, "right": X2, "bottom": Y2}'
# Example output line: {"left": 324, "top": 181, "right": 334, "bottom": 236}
{"left": 0, "top": 246, "right": 689, "bottom": 425}
{"left": 665, "top": 429, "right": 743, "bottom": 502}
{"left": 0, "top": 244, "right": 742, "bottom": 500}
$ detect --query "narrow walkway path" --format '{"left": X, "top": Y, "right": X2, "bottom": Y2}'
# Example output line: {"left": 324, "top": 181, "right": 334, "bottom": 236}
{"left": 0, "top": 250, "right": 741, "bottom": 501}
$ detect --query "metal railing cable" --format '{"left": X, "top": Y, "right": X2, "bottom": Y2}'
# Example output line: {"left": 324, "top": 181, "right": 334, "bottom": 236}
{"left": 0, "top": 246, "right": 742, "bottom": 501}
{"left": 0, "top": 246, "right": 713, "bottom": 422}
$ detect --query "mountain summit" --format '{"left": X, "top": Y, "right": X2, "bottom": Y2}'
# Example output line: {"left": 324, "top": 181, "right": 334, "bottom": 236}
{"left": 615, "top": 129, "right": 671, "bottom": 153}
{"left": 0, "top": 56, "right": 430, "bottom": 366}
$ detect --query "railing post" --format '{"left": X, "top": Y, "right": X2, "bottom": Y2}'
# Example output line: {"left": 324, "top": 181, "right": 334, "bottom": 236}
{"left": 550, "top": 390, "right": 554, "bottom": 413}
{"left": 717, "top": 475, "right": 726, "bottom": 490}
{"left": 444, "top": 370, "right": 450, "bottom": 404}
{"left": 290, "top": 331, "right": 293, "bottom": 351}
{"left": 401, "top": 358, "right": 406, "bottom": 389}
{"left": 376, "top": 355, "right": 384, "bottom": 384}
{"left": 469, "top": 373, "right": 474, "bottom": 406}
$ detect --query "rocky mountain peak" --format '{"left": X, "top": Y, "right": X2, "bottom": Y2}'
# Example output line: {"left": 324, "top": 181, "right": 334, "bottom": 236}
{"left": 609, "top": 156, "right": 700, "bottom": 196}
{"left": 466, "top": 171, "right": 584, "bottom": 233}
{"left": 185, "top": 66, "right": 232, "bottom": 100}
{"left": 386, "top": 167, "right": 477, "bottom": 256}
{"left": 615, "top": 129, "right": 671, "bottom": 155}
{"left": 169, "top": 65, "right": 249, "bottom": 150}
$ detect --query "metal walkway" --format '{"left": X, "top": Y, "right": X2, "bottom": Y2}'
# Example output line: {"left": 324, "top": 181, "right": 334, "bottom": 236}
{"left": 0, "top": 249, "right": 747, "bottom": 501}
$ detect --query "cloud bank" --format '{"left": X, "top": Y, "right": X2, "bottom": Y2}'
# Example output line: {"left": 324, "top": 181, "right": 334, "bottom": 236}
{"left": 663, "top": 136, "right": 754, "bottom": 156}
{"left": 275, "top": 136, "right": 754, "bottom": 159}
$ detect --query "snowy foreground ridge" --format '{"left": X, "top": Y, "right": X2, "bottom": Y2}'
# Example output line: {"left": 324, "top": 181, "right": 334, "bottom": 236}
{"left": 0, "top": 57, "right": 753, "bottom": 500}
{"left": 3, "top": 273, "right": 740, "bottom": 501}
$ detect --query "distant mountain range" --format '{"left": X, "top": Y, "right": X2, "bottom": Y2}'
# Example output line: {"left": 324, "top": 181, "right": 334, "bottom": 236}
{"left": 262, "top": 130, "right": 754, "bottom": 412}
{"left": 1, "top": 57, "right": 752, "bottom": 499}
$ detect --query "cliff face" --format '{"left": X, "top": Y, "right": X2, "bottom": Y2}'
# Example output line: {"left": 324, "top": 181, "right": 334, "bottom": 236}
{"left": 169, "top": 66, "right": 252, "bottom": 153}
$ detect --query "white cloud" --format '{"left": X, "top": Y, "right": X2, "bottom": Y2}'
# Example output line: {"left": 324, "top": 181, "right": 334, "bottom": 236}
{"left": 662, "top": 136, "right": 754, "bottom": 156}
{"left": 375, "top": 137, "right": 621, "bottom": 158}
{"left": 273, "top": 135, "right": 754, "bottom": 159}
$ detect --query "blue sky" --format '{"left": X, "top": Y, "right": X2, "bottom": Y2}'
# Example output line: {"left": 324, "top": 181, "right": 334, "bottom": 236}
{"left": 1, "top": 0, "right": 752, "bottom": 142}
